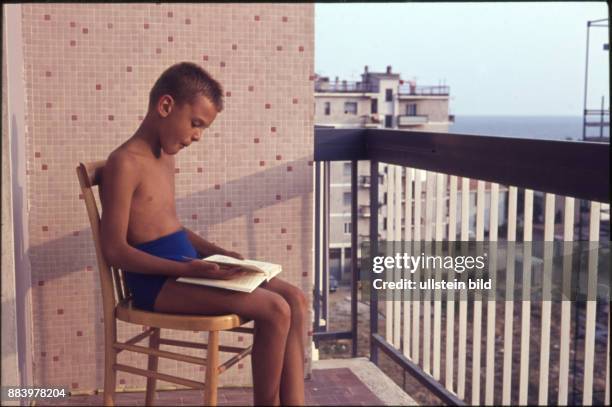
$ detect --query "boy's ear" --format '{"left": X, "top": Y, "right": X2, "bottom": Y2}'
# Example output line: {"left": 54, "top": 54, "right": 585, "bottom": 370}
{"left": 157, "top": 95, "right": 174, "bottom": 118}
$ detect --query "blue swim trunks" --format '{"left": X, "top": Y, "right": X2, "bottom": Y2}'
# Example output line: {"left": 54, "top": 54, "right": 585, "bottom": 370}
{"left": 124, "top": 229, "right": 198, "bottom": 312}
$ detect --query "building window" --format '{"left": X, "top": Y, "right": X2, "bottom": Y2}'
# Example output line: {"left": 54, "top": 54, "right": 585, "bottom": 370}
{"left": 344, "top": 222, "right": 352, "bottom": 234}
{"left": 385, "top": 89, "right": 393, "bottom": 101}
{"left": 385, "top": 115, "right": 393, "bottom": 128}
{"left": 406, "top": 103, "right": 417, "bottom": 116}
{"left": 343, "top": 162, "right": 351, "bottom": 176}
{"left": 344, "top": 101, "right": 357, "bottom": 114}
{"left": 383, "top": 217, "right": 387, "bottom": 231}
{"left": 343, "top": 192, "right": 351, "bottom": 206}
{"left": 371, "top": 99, "right": 378, "bottom": 114}
{"left": 324, "top": 102, "right": 330, "bottom": 115}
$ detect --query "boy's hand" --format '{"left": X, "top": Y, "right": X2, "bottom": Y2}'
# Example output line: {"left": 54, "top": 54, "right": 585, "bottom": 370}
{"left": 188, "top": 260, "right": 248, "bottom": 280}
{"left": 222, "top": 250, "right": 244, "bottom": 260}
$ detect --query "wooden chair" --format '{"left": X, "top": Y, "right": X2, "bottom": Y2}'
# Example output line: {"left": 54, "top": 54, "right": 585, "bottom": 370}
{"left": 76, "top": 160, "right": 253, "bottom": 406}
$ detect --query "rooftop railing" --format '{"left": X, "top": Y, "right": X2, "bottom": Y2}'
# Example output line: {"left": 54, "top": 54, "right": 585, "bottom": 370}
{"left": 398, "top": 84, "right": 450, "bottom": 96}
{"left": 313, "top": 128, "right": 609, "bottom": 405}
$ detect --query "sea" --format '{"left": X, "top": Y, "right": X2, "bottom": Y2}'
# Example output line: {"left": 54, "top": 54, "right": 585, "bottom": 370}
{"left": 449, "top": 115, "right": 609, "bottom": 142}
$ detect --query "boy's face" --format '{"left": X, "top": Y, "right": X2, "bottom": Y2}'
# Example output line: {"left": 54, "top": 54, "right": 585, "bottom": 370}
{"left": 157, "top": 93, "right": 218, "bottom": 155}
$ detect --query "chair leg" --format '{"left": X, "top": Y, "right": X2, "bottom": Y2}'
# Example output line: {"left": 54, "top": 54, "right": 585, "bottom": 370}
{"left": 103, "top": 321, "right": 118, "bottom": 406}
{"left": 204, "top": 330, "right": 220, "bottom": 406}
{"left": 145, "top": 328, "right": 161, "bottom": 406}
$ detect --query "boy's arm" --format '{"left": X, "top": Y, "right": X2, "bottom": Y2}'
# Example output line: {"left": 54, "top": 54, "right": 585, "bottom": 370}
{"left": 183, "top": 227, "right": 244, "bottom": 259}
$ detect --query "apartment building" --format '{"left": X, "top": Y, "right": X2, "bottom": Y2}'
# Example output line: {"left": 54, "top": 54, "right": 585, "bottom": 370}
{"left": 315, "top": 65, "right": 455, "bottom": 282}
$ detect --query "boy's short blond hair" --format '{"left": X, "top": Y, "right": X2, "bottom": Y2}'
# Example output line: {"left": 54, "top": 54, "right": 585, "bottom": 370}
{"left": 149, "top": 62, "right": 224, "bottom": 112}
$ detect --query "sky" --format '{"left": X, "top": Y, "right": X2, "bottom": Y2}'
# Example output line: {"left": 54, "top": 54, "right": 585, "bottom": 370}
{"left": 315, "top": 2, "right": 610, "bottom": 116}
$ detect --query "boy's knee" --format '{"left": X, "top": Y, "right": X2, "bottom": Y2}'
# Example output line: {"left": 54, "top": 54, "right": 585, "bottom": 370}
{"left": 291, "top": 287, "right": 308, "bottom": 317}
{"left": 265, "top": 295, "right": 291, "bottom": 326}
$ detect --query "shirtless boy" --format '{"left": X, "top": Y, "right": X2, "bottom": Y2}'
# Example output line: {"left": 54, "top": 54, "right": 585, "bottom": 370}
{"left": 100, "top": 62, "right": 307, "bottom": 406}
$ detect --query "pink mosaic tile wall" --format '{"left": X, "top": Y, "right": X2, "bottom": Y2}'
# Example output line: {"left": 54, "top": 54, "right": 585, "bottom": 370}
{"left": 20, "top": 4, "right": 314, "bottom": 391}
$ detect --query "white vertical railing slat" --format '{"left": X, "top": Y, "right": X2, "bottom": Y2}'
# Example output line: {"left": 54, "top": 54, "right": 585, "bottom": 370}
{"left": 445, "top": 175, "right": 458, "bottom": 392}
{"left": 457, "top": 177, "right": 470, "bottom": 399}
{"left": 485, "top": 183, "right": 499, "bottom": 405}
{"left": 471, "top": 180, "right": 485, "bottom": 405}
{"left": 558, "top": 196, "right": 574, "bottom": 405}
{"left": 519, "top": 189, "right": 534, "bottom": 405}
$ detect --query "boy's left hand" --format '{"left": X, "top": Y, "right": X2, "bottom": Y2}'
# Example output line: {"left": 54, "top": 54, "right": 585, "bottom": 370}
{"left": 223, "top": 250, "right": 244, "bottom": 260}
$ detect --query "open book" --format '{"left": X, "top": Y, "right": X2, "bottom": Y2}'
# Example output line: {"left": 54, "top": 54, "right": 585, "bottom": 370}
{"left": 176, "top": 254, "right": 282, "bottom": 293}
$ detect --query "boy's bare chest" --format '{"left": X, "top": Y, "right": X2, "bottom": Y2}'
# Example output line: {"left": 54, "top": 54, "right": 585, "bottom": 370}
{"left": 132, "top": 163, "right": 175, "bottom": 212}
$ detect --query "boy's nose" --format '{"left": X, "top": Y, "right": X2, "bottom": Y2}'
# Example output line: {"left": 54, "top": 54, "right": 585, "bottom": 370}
{"left": 192, "top": 131, "right": 202, "bottom": 141}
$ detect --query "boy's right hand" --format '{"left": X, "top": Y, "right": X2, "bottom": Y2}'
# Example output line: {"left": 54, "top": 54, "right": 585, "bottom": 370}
{"left": 187, "top": 260, "right": 249, "bottom": 280}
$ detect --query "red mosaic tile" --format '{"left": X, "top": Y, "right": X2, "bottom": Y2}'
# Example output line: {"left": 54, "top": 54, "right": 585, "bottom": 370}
{"left": 76, "top": 331, "right": 83, "bottom": 337}
{"left": 96, "top": 84, "right": 102, "bottom": 90}
{"left": 276, "top": 155, "right": 282, "bottom": 160}
{"left": 202, "top": 55, "right": 208, "bottom": 61}
{"left": 126, "top": 66, "right": 132, "bottom": 72}
{"left": 107, "top": 23, "right": 113, "bottom": 29}
{"left": 248, "top": 85, "right": 254, "bottom": 92}
{"left": 238, "top": 336, "right": 243, "bottom": 342}
{"left": 57, "top": 309, "right": 64, "bottom": 315}
{"left": 41, "top": 352, "right": 46, "bottom": 357}
{"left": 45, "top": 102, "right": 52, "bottom": 108}
{"left": 108, "top": 115, "right": 114, "bottom": 121}
{"left": 259, "top": 161, "right": 265, "bottom": 166}
{"left": 53, "top": 356, "right": 59, "bottom": 362}
{"left": 192, "top": 214, "right": 198, "bottom": 220}
{"left": 254, "top": 15, "right": 260, "bottom": 21}
{"left": 253, "top": 138, "right": 259, "bottom": 144}
{"left": 232, "top": 44, "right": 237, "bottom": 50}
{"left": 38, "top": 281, "right": 44, "bottom": 286}
{"left": 281, "top": 228, "right": 286, "bottom": 234}
{"left": 238, "top": 363, "right": 243, "bottom": 369}
{"left": 45, "top": 71, "right": 52, "bottom": 77}
{"left": 82, "top": 28, "right": 88, "bottom": 34}
{"left": 42, "top": 226, "right": 48, "bottom": 232}
{"left": 167, "top": 11, "right": 173, "bottom": 18}
{"left": 309, "top": 74, "right": 315, "bottom": 81}
{"left": 119, "top": 379, "right": 126, "bottom": 385}
{"left": 226, "top": 202, "right": 232, "bottom": 207}
{"left": 185, "top": 18, "right": 191, "bottom": 25}
{"left": 287, "top": 166, "right": 293, "bottom": 172}
{"left": 144, "top": 23, "right": 149, "bottom": 29}
{"left": 220, "top": 61, "right": 226, "bottom": 67}
{"left": 276, "top": 45, "right": 283, "bottom": 51}
{"left": 197, "top": 167, "right": 203, "bottom": 173}
{"left": 70, "top": 22, "right": 75, "bottom": 28}
{"left": 303, "top": 272, "right": 308, "bottom": 277}
{"left": 282, "top": 16, "right": 288, "bottom": 22}
{"left": 44, "top": 14, "right": 51, "bottom": 21}
{"left": 298, "top": 46, "right": 304, "bottom": 52}
{"left": 270, "top": 126, "right": 276, "bottom": 132}
{"left": 70, "top": 40, "right": 76, "bottom": 46}
{"left": 79, "top": 194, "right": 84, "bottom": 200}
{"left": 308, "top": 160, "right": 313, "bottom": 166}
{"left": 35, "top": 152, "right": 41, "bottom": 158}
{"left": 156, "top": 48, "right": 162, "bottom": 54}
{"left": 214, "top": 184, "right": 221, "bottom": 190}
{"left": 276, "top": 195, "right": 281, "bottom": 200}
{"left": 226, "top": 91, "right": 231, "bottom": 97}
{"left": 86, "top": 266, "right": 93, "bottom": 271}
{"left": 175, "top": 168, "right": 180, "bottom": 173}
{"left": 254, "top": 218, "right": 260, "bottom": 224}
{"left": 168, "top": 36, "right": 173, "bottom": 42}
{"left": 286, "top": 245, "right": 292, "bottom": 251}
{"left": 73, "top": 231, "right": 79, "bottom": 236}
{"left": 292, "top": 98, "right": 298, "bottom": 104}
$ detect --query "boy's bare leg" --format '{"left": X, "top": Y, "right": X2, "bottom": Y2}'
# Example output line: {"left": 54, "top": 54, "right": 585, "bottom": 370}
{"left": 260, "top": 278, "right": 307, "bottom": 406}
{"left": 153, "top": 279, "right": 291, "bottom": 406}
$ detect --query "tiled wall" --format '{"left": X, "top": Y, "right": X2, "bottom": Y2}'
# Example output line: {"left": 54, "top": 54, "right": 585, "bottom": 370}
{"left": 20, "top": 4, "right": 314, "bottom": 391}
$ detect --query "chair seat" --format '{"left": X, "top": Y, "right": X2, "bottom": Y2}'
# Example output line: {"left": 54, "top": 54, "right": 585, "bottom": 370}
{"left": 116, "top": 299, "right": 248, "bottom": 331}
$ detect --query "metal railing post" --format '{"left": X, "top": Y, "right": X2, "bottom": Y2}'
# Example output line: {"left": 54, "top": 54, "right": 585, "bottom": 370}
{"left": 369, "top": 160, "right": 379, "bottom": 364}
{"left": 351, "top": 160, "right": 358, "bottom": 357}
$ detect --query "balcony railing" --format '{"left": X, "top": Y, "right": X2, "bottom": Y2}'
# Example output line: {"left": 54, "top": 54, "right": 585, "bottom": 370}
{"left": 398, "top": 115, "right": 428, "bottom": 126}
{"left": 313, "top": 128, "right": 609, "bottom": 405}
{"left": 398, "top": 84, "right": 450, "bottom": 96}
{"left": 315, "top": 81, "right": 378, "bottom": 93}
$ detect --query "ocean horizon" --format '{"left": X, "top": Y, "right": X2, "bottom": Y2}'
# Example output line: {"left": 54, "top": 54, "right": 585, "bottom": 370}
{"left": 450, "top": 115, "right": 609, "bottom": 142}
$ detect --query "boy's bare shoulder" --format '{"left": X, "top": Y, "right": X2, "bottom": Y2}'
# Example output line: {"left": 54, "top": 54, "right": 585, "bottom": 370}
{"left": 104, "top": 145, "right": 145, "bottom": 182}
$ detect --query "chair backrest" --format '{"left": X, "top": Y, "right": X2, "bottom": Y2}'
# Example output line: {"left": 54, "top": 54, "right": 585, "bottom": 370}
{"left": 76, "top": 161, "right": 131, "bottom": 321}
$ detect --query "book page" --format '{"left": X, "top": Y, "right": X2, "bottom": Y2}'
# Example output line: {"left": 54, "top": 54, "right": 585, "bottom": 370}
{"left": 177, "top": 272, "right": 267, "bottom": 293}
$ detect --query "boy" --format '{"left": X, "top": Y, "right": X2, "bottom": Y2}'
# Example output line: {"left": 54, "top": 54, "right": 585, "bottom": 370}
{"left": 100, "top": 62, "right": 307, "bottom": 406}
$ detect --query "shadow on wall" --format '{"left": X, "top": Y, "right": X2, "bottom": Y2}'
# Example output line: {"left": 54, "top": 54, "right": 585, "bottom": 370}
{"left": 26, "top": 155, "right": 313, "bottom": 384}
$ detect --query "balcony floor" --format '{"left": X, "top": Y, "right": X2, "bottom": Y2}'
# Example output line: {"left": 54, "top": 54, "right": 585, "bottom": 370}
{"left": 42, "top": 358, "right": 417, "bottom": 406}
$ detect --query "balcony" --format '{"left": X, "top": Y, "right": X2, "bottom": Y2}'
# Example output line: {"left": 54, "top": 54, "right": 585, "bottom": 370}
{"left": 398, "top": 85, "right": 450, "bottom": 97}
{"left": 315, "top": 80, "right": 379, "bottom": 93}
{"left": 398, "top": 115, "right": 429, "bottom": 127}
{"left": 313, "top": 128, "right": 609, "bottom": 405}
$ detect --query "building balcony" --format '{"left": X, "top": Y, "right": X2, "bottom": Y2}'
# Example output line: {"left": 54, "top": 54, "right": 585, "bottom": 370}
{"left": 314, "top": 127, "right": 609, "bottom": 405}
{"left": 398, "top": 84, "right": 450, "bottom": 97}
{"left": 315, "top": 80, "right": 379, "bottom": 93}
{"left": 397, "top": 115, "right": 428, "bottom": 127}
